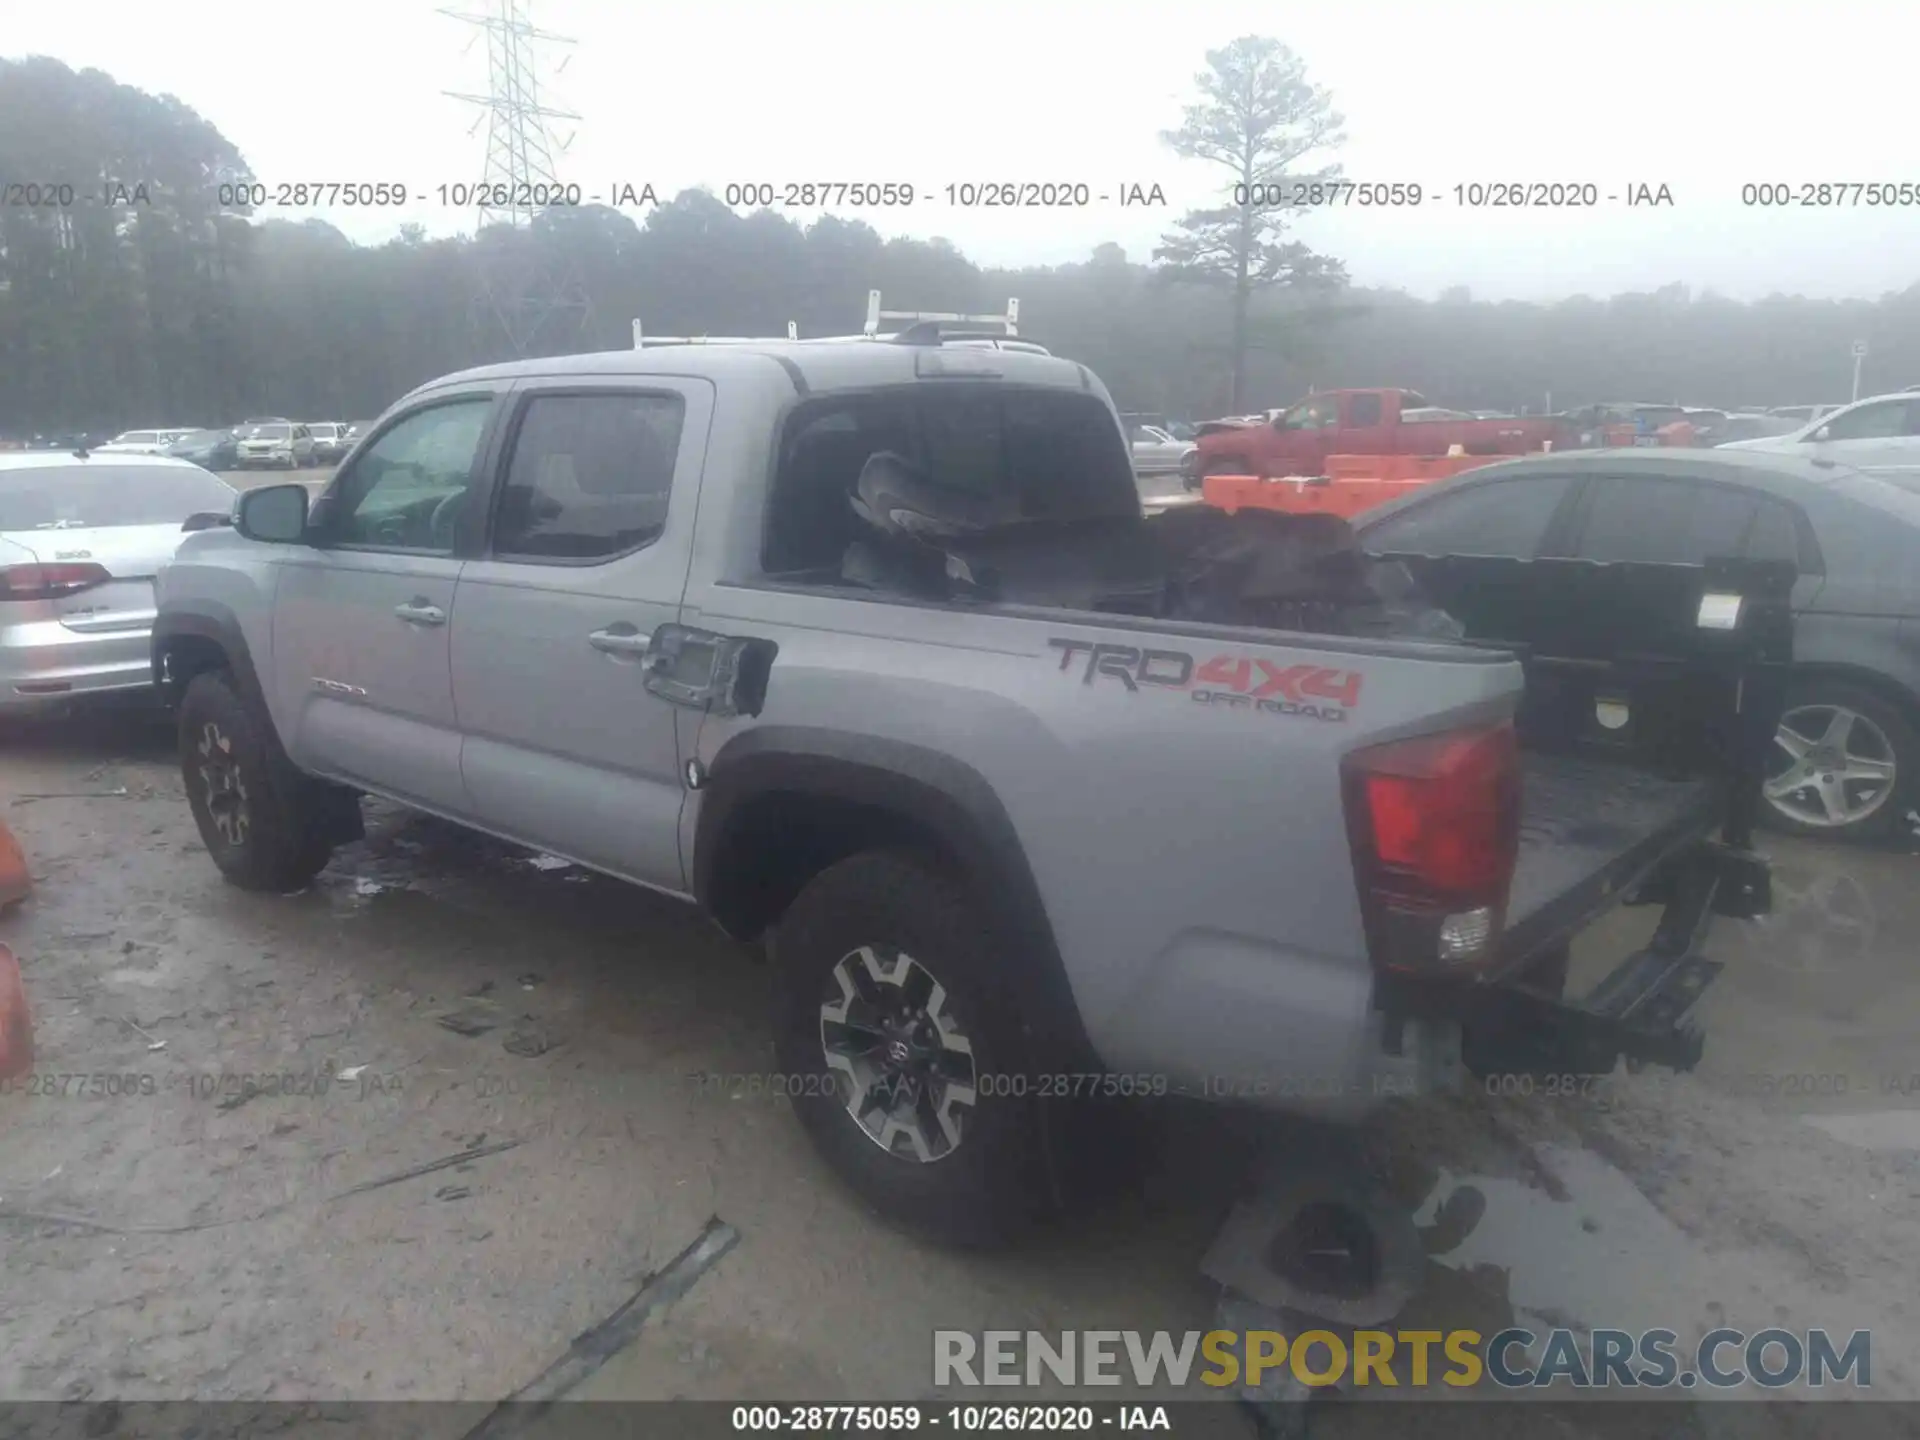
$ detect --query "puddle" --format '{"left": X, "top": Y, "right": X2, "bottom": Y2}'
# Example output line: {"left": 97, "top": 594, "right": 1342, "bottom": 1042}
{"left": 1801, "top": 1110, "right": 1920, "bottom": 1152}
{"left": 1410, "top": 1142, "right": 1866, "bottom": 1367}
{"left": 1415, "top": 1144, "right": 1718, "bottom": 1338}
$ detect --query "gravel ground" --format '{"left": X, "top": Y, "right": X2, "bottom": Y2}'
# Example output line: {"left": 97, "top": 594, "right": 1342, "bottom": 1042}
{"left": 1, "top": 704, "right": 1916, "bottom": 1433}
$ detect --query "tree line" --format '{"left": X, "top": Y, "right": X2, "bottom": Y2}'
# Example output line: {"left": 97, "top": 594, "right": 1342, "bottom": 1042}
{"left": 3, "top": 50, "right": 1918, "bottom": 438}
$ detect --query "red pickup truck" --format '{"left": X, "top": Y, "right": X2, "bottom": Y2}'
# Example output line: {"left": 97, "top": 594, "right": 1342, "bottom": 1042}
{"left": 1184, "top": 389, "right": 1575, "bottom": 488}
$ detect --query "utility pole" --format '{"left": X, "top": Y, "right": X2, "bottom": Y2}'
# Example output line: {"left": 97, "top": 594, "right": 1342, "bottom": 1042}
{"left": 442, "top": 0, "right": 592, "bottom": 358}
{"left": 1851, "top": 339, "right": 1868, "bottom": 402}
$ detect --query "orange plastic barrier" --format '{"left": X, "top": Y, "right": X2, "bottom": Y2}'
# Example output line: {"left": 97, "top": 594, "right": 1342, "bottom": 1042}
{"left": 0, "top": 818, "right": 27, "bottom": 910}
{"left": 1322, "top": 453, "right": 1497, "bottom": 485}
{"left": 1200, "top": 453, "right": 1507, "bottom": 520}
{"left": 0, "top": 943, "right": 31, "bottom": 1080}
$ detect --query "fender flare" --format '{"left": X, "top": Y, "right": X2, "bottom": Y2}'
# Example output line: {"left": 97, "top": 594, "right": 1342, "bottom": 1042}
{"left": 150, "top": 602, "right": 268, "bottom": 715}
{"left": 694, "top": 726, "right": 1095, "bottom": 1065}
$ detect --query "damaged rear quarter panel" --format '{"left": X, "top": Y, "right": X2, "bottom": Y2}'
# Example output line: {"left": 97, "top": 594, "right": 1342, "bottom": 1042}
{"left": 683, "top": 581, "right": 1523, "bottom": 1103}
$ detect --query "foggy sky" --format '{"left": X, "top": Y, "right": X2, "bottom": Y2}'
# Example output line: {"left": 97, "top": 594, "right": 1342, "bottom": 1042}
{"left": 9, "top": 0, "right": 1917, "bottom": 302}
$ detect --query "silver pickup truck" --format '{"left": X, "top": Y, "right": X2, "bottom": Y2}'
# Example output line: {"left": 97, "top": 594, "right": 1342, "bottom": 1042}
{"left": 152, "top": 330, "right": 1788, "bottom": 1245}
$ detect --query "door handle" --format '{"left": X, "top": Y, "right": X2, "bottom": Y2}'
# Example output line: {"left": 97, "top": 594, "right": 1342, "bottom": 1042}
{"left": 588, "top": 626, "right": 652, "bottom": 657}
{"left": 394, "top": 600, "right": 446, "bottom": 626}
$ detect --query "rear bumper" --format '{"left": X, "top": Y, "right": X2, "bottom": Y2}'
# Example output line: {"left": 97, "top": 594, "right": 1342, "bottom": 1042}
{"left": 1376, "top": 836, "right": 1769, "bottom": 1078}
{"left": 0, "top": 619, "right": 155, "bottom": 710}
{"left": 1110, "top": 827, "right": 1767, "bottom": 1125}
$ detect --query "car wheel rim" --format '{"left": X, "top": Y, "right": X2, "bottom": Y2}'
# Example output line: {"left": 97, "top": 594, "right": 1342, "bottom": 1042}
{"left": 818, "top": 944, "right": 977, "bottom": 1164}
{"left": 1764, "top": 703, "right": 1897, "bottom": 829}
{"left": 195, "top": 721, "right": 251, "bottom": 846}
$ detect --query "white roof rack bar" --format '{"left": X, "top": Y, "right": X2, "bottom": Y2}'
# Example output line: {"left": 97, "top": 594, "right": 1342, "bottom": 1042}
{"left": 631, "top": 318, "right": 798, "bottom": 347}
{"left": 864, "top": 289, "right": 1019, "bottom": 337}
{"left": 628, "top": 292, "right": 1024, "bottom": 347}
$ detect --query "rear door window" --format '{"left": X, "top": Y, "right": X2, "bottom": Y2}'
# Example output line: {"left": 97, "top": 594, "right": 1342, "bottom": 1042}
{"left": 490, "top": 392, "right": 685, "bottom": 561}
{"left": 762, "top": 386, "right": 1136, "bottom": 573}
{"left": 1572, "top": 477, "right": 1757, "bottom": 564}
{"left": 1360, "top": 474, "right": 1575, "bottom": 557}
{"left": 0, "top": 464, "right": 235, "bottom": 529}
{"left": 1822, "top": 400, "right": 1911, "bottom": 441}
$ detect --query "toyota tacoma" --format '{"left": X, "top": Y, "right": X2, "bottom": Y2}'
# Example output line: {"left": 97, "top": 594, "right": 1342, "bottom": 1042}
{"left": 153, "top": 328, "right": 1788, "bottom": 1245}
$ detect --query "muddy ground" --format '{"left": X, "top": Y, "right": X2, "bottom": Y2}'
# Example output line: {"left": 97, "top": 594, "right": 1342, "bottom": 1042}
{"left": 1, "top": 703, "right": 1918, "bottom": 1437}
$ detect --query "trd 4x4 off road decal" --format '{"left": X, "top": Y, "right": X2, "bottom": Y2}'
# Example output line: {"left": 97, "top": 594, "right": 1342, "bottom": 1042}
{"left": 1047, "top": 639, "right": 1361, "bottom": 723}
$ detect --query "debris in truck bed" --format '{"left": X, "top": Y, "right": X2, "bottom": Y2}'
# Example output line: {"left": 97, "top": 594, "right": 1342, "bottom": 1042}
{"left": 838, "top": 448, "right": 1462, "bottom": 638}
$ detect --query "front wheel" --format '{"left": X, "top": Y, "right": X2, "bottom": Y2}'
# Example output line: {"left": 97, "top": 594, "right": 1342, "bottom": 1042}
{"left": 770, "top": 850, "right": 1061, "bottom": 1247}
{"left": 1762, "top": 679, "right": 1915, "bottom": 841}
{"left": 178, "top": 671, "right": 338, "bottom": 891}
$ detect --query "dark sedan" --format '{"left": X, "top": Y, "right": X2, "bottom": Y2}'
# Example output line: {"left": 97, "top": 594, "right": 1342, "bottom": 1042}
{"left": 165, "top": 428, "right": 239, "bottom": 471}
{"left": 1353, "top": 449, "right": 1920, "bottom": 842}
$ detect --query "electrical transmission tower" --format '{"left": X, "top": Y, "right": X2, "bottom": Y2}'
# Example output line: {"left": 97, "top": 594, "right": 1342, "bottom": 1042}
{"left": 442, "top": 0, "right": 593, "bottom": 357}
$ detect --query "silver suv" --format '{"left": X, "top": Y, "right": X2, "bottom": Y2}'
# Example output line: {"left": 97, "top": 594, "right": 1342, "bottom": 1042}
{"left": 153, "top": 333, "right": 1780, "bottom": 1244}
{"left": 233, "top": 421, "right": 316, "bottom": 470}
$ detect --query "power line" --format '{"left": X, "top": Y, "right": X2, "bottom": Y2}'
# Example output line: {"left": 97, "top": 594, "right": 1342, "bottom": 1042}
{"left": 441, "top": 0, "right": 592, "bottom": 356}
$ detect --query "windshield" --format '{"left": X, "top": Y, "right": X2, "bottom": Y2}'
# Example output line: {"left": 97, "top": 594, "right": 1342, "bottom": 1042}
{"left": 173, "top": 429, "right": 228, "bottom": 447}
{"left": 241, "top": 424, "right": 291, "bottom": 440}
{"left": 0, "top": 464, "right": 237, "bottom": 530}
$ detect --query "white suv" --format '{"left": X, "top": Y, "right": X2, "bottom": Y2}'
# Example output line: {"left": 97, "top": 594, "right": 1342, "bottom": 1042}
{"left": 1721, "top": 393, "right": 1920, "bottom": 481}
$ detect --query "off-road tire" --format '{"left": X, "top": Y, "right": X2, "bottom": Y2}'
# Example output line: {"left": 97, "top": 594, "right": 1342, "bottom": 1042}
{"left": 178, "top": 670, "right": 336, "bottom": 892}
{"left": 770, "top": 849, "right": 1060, "bottom": 1247}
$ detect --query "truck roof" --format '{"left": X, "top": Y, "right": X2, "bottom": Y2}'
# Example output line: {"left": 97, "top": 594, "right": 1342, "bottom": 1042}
{"left": 411, "top": 340, "right": 1099, "bottom": 404}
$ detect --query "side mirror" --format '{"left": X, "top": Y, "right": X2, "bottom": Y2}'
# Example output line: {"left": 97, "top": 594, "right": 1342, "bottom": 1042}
{"left": 234, "top": 483, "right": 309, "bottom": 543}
{"left": 1809, "top": 426, "right": 1831, "bottom": 443}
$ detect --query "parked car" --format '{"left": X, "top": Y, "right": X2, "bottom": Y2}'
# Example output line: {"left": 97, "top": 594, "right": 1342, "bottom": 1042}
{"left": 1117, "top": 412, "right": 1196, "bottom": 444}
{"left": 155, "top": 332, "right": 1780, "bottom": 1244}
{"left": 232, "top": 422, "right": 316, "bottom": 469}
{"left": 1564, "top": 403, "right": 1689, "bottom": 447}
{"left": 98, "top": 429, "right": 181, "bottom": 456}
{"left": 1353, "top": 448, "right": 1920, "bottom": 841}
{"left": 1719, "top": 393, "right": 1920, "bottom": 481}
{"left": 166, "top": 428, "right": 241, "bottom": 472}
{"left": 1186, "top": 389, "right": 1574, "bottom": 490}
{"left": 342, "top": 421, "right": 373, "bottom": 445}
{"left": 1715, "top": 412, "right": 1797, "bottom": 444}
{"left": 1128, "top": 423, "right": 1196, "bottom": 479}
{"left": 306, "top": 423, "right": 350, "bottom": 462}
{"left": 1, "top": 452, "right": 234, "bottom": 711}
{"left": 25, "top": 432, "right": 107, "bottom": 453}
{"left": 1767, "top": 405, "right": 1843, "bottom": 425}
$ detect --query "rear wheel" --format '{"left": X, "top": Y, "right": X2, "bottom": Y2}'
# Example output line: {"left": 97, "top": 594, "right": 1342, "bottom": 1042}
{"left": 770, "top": 850, "right": 1060, "bottom": 1247}
{"left": 178, "top": 671, "right": 339, "bottom": 892}
{"left": 1761, "top": 679, "right": 1914, "bottom": 842}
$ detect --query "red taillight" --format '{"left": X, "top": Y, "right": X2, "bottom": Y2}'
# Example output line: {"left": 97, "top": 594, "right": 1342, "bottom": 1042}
{"left": 1344, "top": 722, "right": 1521, "bottom": 971}
{"left": 0, "top": 562, "right": 112, "bottom": 601}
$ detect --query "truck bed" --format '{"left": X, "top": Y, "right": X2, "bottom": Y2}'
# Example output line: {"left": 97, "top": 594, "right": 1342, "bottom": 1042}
{"left": 1504, "top": 753, "right": 1720, "bottom": 968}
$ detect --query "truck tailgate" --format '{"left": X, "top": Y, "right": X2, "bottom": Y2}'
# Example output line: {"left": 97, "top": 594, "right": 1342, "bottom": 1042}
{"left": 1506, "top": 753, "right": 1719, "bottom": 962}
{"left": 1369, "top": 552, "right": 1796, "bottom": 1078}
